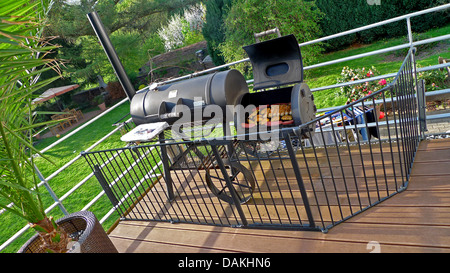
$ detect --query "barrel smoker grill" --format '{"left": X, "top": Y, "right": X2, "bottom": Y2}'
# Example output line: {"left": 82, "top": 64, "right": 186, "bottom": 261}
{"left": 130, "top": 33, "right": 317, "bottom": 138}
{"left": 236, "top": 33, "right": 317, "bottom": 138}
{"left": 87, "top": 12, "right": 321, "bottom": 228}
{"left": 134, "top": 31, "right": 318, "bottom": 203}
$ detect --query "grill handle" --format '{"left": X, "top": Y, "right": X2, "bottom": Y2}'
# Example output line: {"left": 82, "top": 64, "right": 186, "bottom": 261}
{"left": 254, "top": 28, "right": 281, "bottom": 42}
{"left": 158, "top": 100, "right": 182, "bottom": 121}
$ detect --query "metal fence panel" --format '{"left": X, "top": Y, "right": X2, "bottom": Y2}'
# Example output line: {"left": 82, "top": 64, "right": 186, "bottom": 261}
{"left": 82, "top": 49, "right": 420, "bottom": 232}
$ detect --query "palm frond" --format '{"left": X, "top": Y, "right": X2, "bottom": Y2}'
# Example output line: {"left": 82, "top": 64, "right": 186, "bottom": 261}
{"left": 0, "top": 0, "right": 59, "bottom": 224}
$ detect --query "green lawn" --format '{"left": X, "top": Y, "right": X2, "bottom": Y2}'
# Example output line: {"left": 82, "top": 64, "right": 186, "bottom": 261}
{"left": 2, "top": 24, "right": 449, "bottom": 253}
{"left": 0, "top": 101, "right": 131, "bottom": 252}
{"left": 305, "top": 24, "right": 450, "bottom": 109}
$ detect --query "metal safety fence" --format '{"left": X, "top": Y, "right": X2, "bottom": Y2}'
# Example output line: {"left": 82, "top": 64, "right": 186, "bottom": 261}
{"left": 82, "top": 49, "right": 420, "bottom": 232}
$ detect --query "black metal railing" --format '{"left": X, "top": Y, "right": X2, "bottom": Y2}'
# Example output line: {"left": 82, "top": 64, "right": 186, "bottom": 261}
{"left": 82, "top": 49, "right": 420, "bottom": 232}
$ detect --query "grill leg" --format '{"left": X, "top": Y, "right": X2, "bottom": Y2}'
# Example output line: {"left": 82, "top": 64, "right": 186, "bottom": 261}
{"left": 210, "top": 144, "right": 248, "bottom": 227}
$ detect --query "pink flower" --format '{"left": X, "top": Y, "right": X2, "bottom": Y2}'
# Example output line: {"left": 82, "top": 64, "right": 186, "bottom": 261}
{"left": 378, "top": 79, "right": 387, "bottom": 86}
{"left": 368, "top": 91, "right": 372, "bottom": 95}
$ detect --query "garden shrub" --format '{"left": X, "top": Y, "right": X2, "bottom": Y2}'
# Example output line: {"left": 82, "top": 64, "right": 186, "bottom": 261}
{"left": 417, "top": 64, "right": 450, "bottom": 91}
{"left": 158, "top": 3, "right": 206, "bottom": 52}
{"left": 337, "top": 66, "right": 388, "bottom": 103}
{"left": 315, "top": 0, "right": 449, "bottom": 51}
{"left": 202, "top": 0, "right": 233, "bottom": 66}
{"left": 219, "top": 0, "right": 324, "bottom": 78}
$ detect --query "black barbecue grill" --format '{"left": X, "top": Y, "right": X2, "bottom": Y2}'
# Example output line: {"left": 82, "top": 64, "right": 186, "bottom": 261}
{"left": 130, "top": 69, "right": 249, "bottom": 126}
{"left": 87, "top": 11, "right": 317, "bottom": 206}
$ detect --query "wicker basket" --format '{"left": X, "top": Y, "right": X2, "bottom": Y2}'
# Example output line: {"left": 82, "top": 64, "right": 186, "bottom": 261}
{"left": 18, "top": 211, "right": 118, "bottom": 253}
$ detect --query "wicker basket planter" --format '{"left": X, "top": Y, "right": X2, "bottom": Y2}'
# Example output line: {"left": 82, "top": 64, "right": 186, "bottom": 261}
{"left": 18, "top": 211, "right": 118, "bottom": 253}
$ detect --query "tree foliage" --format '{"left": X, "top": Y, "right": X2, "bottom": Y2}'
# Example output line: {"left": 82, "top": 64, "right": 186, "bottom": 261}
{"left": 158, "top": 3, "right": 206, "bottom": 52}
{"left": 315, "top": 0, "right": 450, "bottom": 51}
{"left": 202, "top": 0, "right": 233, "bottom": 66}
{"left": 46, "top": 0, "right": 202, "bottom": 40}
{"left": 219, "top": 0, "right": 324, "bottom": 78}
{"left": 42, "top": 0, "right": 202, "bottom": 88}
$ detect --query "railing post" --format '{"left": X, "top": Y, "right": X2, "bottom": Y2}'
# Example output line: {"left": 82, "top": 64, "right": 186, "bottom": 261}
{"left": 34, "top": 165, "right": 69, "bottom": 216}
{"left": 417, "top": 79, "right": 427, "bottom": 139}
{"left": 406, "top": 17, "right": 414, "bottom": 51}
{"left": 284, "top": 132, "right": 316, "bottom": 229}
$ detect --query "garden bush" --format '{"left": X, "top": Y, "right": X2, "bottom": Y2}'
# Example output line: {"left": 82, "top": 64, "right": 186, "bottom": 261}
{"left": 158, "top": 3, "right": 206, "bottom": 52}
{"left": 418, "top": 64, "right": 450, "bottom": 91}
{"left": 337, "top": 66, "right": 388, "bottom": 103}
{"left": 315, "top": 0, "right": 449, "bottom": 51}
{"left": 202, "top": 0, "right": 233, "bottom": 66}
{"left": 219, "top": 0, "right": 324, "bottom": 78}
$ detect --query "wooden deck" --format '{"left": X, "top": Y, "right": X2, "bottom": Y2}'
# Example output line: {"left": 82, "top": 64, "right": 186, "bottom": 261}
{"left": 108, "top": 138, "right": 450, "bottom": 253}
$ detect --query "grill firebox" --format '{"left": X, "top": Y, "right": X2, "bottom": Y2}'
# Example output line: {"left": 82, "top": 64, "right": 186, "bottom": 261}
{"left": 235, "top": 33, "right": 317, "bottom": 137}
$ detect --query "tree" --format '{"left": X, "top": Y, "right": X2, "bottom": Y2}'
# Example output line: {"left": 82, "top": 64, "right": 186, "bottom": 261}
{"left": 46, "top": 0, "right": 203, "bottom": 40}
{"left": 41, "top": 0, "right": 203, "bottom": 88}
{"left": 219, "top": 0, "right": 324, "bottom": 78}
{"left": 202, "top": 0, "right": 233, "bottom": 66}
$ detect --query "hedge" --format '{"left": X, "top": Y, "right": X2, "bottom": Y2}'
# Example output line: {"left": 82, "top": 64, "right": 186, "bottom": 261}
{"left": 315, "top": 0, "right": 449, "bottom": 51}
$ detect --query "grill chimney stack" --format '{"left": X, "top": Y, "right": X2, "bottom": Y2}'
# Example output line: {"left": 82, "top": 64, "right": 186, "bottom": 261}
{"left": 87, "top": 11, "right": 136, "bottom": 101}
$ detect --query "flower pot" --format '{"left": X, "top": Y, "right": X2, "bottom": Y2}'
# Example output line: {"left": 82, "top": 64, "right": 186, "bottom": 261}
{"left": 98, "top": 102, "right": 106, "bottom": 111}
{"left": 18, "top": 211, "right": 118, "bottom": 253}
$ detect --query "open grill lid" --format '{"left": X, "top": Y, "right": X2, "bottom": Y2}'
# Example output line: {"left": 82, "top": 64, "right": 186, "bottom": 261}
{"left": 243, "top": 34, "right": 303, "bottom": 91}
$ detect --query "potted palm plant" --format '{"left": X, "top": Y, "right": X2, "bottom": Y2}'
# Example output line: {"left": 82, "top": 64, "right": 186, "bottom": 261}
{"left": 0, "top": 0, "right": 117, "bottom": 253}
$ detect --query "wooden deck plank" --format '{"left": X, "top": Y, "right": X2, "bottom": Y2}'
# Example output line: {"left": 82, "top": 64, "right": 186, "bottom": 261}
{"left": 417, "top": 138, "right": 450, "bottom": 150}
{"left": 414, "top": 148, "right": 450, "bottom": 162}
{"left": 110, "top": 235, "right": 236, "bottom": 253}
{"left": 347, "top": 206, "right": 450, "bottom": 225}
{"left": 110, "top": 219, "right": 450, "bottom": 253}
{"left": 108, "top": 138, "right": 450, "bottom": 253}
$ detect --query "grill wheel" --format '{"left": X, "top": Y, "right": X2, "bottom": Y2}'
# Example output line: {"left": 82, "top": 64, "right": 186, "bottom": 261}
{"left": 205, "top": 162, "right": 255, "bottom": 204}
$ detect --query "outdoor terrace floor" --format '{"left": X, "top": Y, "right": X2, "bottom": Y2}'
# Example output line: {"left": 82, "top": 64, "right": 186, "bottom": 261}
{"left": 108, "top": 137, "right": 450, "bottom": 253}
